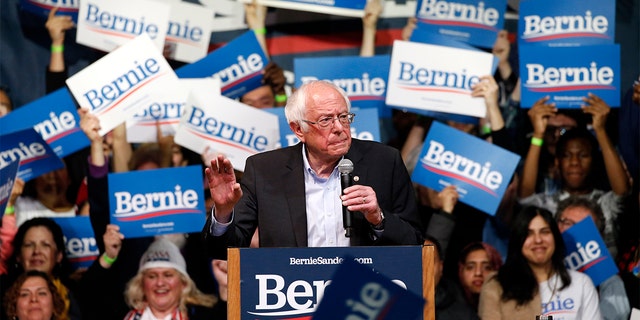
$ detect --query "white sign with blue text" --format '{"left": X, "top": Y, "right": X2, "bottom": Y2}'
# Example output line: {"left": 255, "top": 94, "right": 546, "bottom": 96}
{"left": 66, "top": 34, "right": 180, "bottom": 136}
{"left": 126, "top": 78, "right": 221, "bottom": 143}
{"left": 518, "top": 0, "right": 615, "bottom": 47}
{"left": 387, "top": 40, "right": 494, "bottom": 118}
{"left": 0, "top": 88, "right": 90, "bottom": 158}
{"left": 414, "top": 0, "right": 507, "bottom": 49}
{"left": 0, "top": 128, "right": 64, "bottom": 182}
{"left": 108, "top": 165, "right": 205, "bottom": 238}
{"left": 238, "top": 0, "right": 367, "bottom": 17}
{"left": 176, "top": 30, "right": 268, "bottom": 99}
{"left": 174, "top": 87, "right": 279, "bottom": 172}
{"left": 76, "top": 0, "right": 170, "bottom": 52}
{"left": 411, "top": 121, "right": 519, "bottom": 215}
{"left": 519, "top": 44, "right": 620, "bottom": 108}
{"left": 52, "top": 216, "right": 99, "bottom": 271}
{"left": 294, "top": 55, "right": 392, "bottom": 118}
{"left": 163, "top": 1, "right": 215, "bottom": 63}
{"left": 562, "top": 217, "right": 618, "bottom": 287}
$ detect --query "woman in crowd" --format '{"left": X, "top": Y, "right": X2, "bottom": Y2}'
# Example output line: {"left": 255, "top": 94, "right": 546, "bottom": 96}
{"left": 123, "top": 238, "right": 220, "bottom": 320}
{"left": 2, "top": 218, "right": 82, "bottom": 320}
{"left": 457, "top": 242, "right": 503, "bottom": 312}
{"left": 3, "top": 270, "right": 66, "bottom": 320}
{"left": 478, "top": 206, "right": 601, "bottom": 319}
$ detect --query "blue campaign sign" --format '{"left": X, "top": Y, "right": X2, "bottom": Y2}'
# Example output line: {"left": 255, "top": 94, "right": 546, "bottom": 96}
{"left": 20, "top": 0, "right": 79, "bottom": 22}
{"left": 51, "top": 216, "right": 99, "bottom": 271}
{"left": 519, "top": 44, "right": 620, "bottom": 108}
{"left": 0, "top": 128, "right": 65, "bottom": 182}
{"left": 411, "top": 121, "right": 519, "bottom": 215}
{"left": 108, "top": 165, "right": 205, "bottom": 238}
{"left": 0, "top": 160, "right": 20, "bottom": 216}
{"left": 0, "top": 88, "right": 90, "bottom": 158}
{"left": 238, "top": 246, "right": 423, "bottom": 319}
{"left": 294, "top": 55, "right": 392, "bottom": 118}
{"left": 176, "top": 31, "right": 268, "bottom": 99}
{"left": 313, "top": 257, "right": 424, "bottom": 320}
{"left": 414, "top": 0, "right": 507, "bottom": 49}
{"left": 562, "top": 216, "right": 618, "bottom": 287}
{"left": 282, "top": 0, "right": 366, "bottom": 10}
{"left": 518, "top": 0, "right": 615, "bottom": 46}
{"left": 263, "top": 106, "right": 381, "bottom": 148}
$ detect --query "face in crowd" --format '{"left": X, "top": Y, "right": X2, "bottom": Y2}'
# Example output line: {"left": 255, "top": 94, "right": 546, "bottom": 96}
{"left": 18, "top": 226, "right": 63, "bottom": 275}
{"left": 522, "top": 214, "right": 556, "bottom": 268}
{"left": 459, "top": 248, "right": 496, "bottom": 294}
{"left": 142, "top": 268, "right": 186, "bottom": 315}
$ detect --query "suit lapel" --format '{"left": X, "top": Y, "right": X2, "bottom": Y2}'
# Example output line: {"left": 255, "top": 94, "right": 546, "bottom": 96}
{"left": 284, "top": 144, "right": 308, "bottom": 247}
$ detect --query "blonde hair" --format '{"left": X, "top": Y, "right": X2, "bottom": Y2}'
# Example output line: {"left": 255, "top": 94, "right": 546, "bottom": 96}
{"left": 124, "top": 269, "right": 217, "bottom": 314}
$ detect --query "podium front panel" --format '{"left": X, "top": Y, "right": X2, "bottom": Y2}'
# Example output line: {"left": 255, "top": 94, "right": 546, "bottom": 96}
{"left": 234, "top": 246, "right": 423, "bottom": 319}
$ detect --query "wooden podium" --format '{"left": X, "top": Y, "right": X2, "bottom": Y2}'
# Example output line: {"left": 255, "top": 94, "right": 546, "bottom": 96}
{"left": 228, "top": 245, "right": 436, "bottom": 319}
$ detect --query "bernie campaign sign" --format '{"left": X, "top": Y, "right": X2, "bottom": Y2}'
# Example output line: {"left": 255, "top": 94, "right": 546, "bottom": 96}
{"left": 76, "top": 0, "right": 170, "bottom": 52}
{"left": 562, "top": 216, "right": 619, "bottom": 287}
{"left": 0, "top": 160, "right": 19, "bottom": 216}
{"left": 20, "top": 0, "right": 79, "bottom": 21}
{"left": 108, "top": 165, "right": 205, "bottom": 238}
{"left": 264, "top": 106, "right": 380, "bottom": 148}
{"left": 0, "top": 128, "right": 64, "bottom": 182}
{"left": 0, "top": 88, "right": 90, "bottom": 158}
{"left": 387, "top": 40, "right": 494, "bottom": 118}
{"left": 174, "top": 86, "right": 279, "bottom": 172}
{"left": 313, "top": 256, "right": 425, "bottom": 320}
{"left": 238, "top": 0, "right": 367, "bottom": 18}
{"left": 411, "top": 121, "right": 519, "bottom": 215}
{"left": 52, "top": 216, "right": 99, "bottom": 271}
{"left": 518, "top": 0, "right": 615, "bottom": 47}
{"left": 237, "top": 246, "right": 423, "bottom": 319}
{"left": 519, "top": 44, "right": 620, "bottom": 108}
{"left": 294, "top": 55, "right": 392, "bottom": 118}
{"left": 163, "top": 1, "right": 215, "bottom": 63}
{"left": 66, "top": 34, "right": 180, "bottom": 136}
{"left": 176, "top": 30, "right": 268, "bottom": 99}
{"left": 414, "top": 0, "right": 507, "bottom": 49}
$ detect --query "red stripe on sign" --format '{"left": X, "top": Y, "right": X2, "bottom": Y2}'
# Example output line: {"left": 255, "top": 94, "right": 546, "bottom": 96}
{"left": 208, "top": 29, "right": 403, "bottom": 56}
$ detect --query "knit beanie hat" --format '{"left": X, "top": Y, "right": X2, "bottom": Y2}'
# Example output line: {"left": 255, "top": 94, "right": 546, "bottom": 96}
{"left": 139, "top": 238, "right": 188, "bottom": 277}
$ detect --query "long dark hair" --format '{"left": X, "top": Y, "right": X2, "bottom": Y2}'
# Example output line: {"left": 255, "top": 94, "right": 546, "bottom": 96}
{"left": 495, "top": 206, "right": 571, "bottom": 305}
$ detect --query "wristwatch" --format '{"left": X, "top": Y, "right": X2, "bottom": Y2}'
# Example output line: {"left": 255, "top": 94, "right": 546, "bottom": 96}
{"left": 371, "top": 210, "right": 385, "bottom": 230}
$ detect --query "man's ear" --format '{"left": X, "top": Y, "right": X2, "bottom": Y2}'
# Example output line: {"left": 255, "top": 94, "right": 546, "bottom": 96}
{"left": 289, "top": 122, "right": 305, "bottom": 143}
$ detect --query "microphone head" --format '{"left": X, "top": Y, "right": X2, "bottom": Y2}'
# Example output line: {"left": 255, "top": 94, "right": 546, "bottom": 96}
{"left": 337, "top": 159, "right": 354, "bottom": 174}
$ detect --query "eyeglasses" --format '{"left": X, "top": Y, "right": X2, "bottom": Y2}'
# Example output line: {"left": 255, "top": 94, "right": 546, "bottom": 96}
{"left": 557, "top": 217, "right": 576, "bottom": 228}
{"left": 302, "top": 113, "right": 355, "bottom": 129}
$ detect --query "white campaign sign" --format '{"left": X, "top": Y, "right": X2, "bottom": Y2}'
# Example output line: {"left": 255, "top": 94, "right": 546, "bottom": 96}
{"left": 174, "top": 87, "right": 279, "bottom": 172}
{"left": 386, "top": 40, "right": 494, "bottom": 118}
{"left": 66, "top": 34, "right": 180, "bottom": 136}
{"left": 76, "top": 0, "right": 170, "bottom": 52}
{"left": 126, "top": 78, "right": 221, "bottom": 143}
{"left": 161, "top": 1, "right": 215, "bottom": 63}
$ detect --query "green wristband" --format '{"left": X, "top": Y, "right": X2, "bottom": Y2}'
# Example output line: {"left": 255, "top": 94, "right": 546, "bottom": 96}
{"left": 51, "top": 44, "right": 64, "bottom": 53}
{"left": 531, "top": 137, "right": 543, "bottom": 147}
{"left": 253, "top": 27, "right": 266, "bottom": 35}
{"left": 4, "top": 205, "right": 15, "bottom": 216}
{"left": 275, "top": 94, "right": 287, "bottom": 103}
{"left": 102, "top": 253, "right": 117, "bottom": 265}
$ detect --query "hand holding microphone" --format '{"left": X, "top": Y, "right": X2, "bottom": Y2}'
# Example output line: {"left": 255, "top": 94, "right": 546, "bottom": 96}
{"left": 339, "top": 159, "right": 385, "bottom": 237}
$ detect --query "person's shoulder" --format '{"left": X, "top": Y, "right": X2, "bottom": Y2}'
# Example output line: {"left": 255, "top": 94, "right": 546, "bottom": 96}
{"left": 249, "top": 144, "right": 301, "bottom": 162}
{"left": 567, "top": 269, "right": 594, "bottom": 285}
{"left": 351, "top": 139, "right": 400, "bottom": 157}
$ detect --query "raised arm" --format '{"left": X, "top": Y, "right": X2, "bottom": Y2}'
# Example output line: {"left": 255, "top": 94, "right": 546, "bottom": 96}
{"left": 582, "top": 93, "right": 630, "bottom": 195}
{"left": 518, "top": 96, "right": 556, "bottom": 198}
{"left": 206, "top": 154, "right": 243, "bottom": 223}
{"left": 360, "top": 0, "right": 382, "bottom": 57}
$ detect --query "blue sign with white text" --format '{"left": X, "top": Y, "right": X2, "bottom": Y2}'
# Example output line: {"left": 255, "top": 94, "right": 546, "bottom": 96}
{"left": 562, "top": 217, "right": 618, "bottom": 287}
{"left": 176, "top": 31, "right": 268, "bottom": 99}
{"left": 518, "top": 0, "right": 615, "bottom": 46}
{"left": 20, "top": 0, "right": 79, "bottom": 22}
{"left": 313, "top": 257, "right": 424, "bottom": 320}
{"left": 519, "top": 44, "right": 620, "bottom": 108}
{"left": 108, "top": 165, "right": 205, "bottom": 238}
{"left": 282, "top": 0, "right": 366, "bottom": 10}
{"left": 294, "top": 55, "right": 392, "bottom": 117}
{"left": 0, "top": 128, "right": 65, "bottom": 182}
{"left": 414, "top": 0, "right": 508, "bottom": 48}
{"left": 52, "top": 216, "right": 99, "bottom": 271}
{"left": 0, "top": 160, "right": 20, "bottom": 216}
{"left": 238, "top": 246, "right": 423, "bottom": 319}
{"left": 411, "top": 121, "right": 519, "bottom": 215}
{"left": 0, "top": 88, "right": 90, "bottom": 158}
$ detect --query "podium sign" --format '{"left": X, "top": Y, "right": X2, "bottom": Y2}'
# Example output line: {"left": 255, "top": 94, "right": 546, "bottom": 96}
{"left": 229, "top": 245, "right": 435, "bottom": 319}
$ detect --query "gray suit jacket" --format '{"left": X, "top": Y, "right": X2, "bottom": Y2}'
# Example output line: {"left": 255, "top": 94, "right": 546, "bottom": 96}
{"left": 203, "top": 139, "right": 423, "bottom": 259}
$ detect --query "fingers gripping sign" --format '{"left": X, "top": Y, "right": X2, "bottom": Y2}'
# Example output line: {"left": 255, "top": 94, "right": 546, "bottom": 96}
{"left": 205, "top": 154, "right": 242, "bottom": 223}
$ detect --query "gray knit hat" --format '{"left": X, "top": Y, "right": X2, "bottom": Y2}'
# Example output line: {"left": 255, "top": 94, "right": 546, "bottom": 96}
{"left": 139, "top": 238, "right": 187, "bottom": 277}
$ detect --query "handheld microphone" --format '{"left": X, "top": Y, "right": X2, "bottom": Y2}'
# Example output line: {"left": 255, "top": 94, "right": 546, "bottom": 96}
{"left": 338, "top": 159, "right": 354, "bottom": 237}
